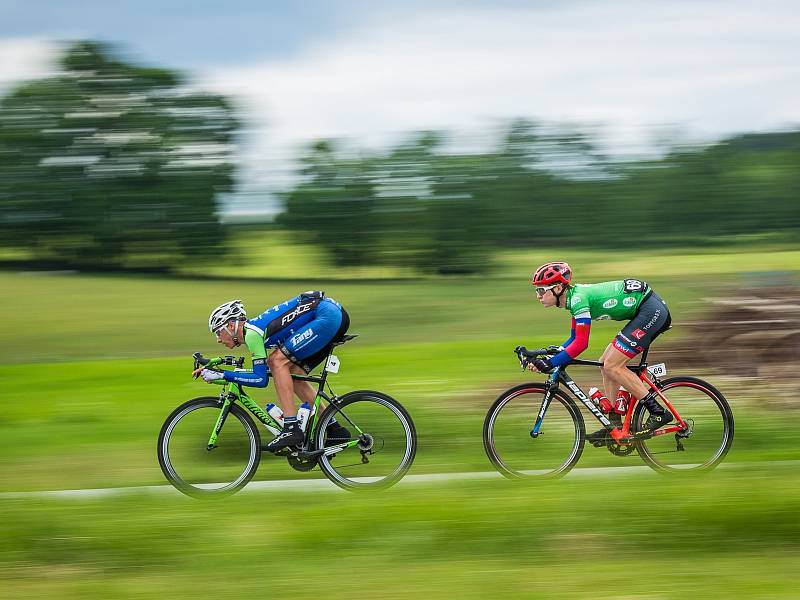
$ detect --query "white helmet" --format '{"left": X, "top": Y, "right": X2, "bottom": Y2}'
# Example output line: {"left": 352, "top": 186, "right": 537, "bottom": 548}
{"left": 208, "top": 299, "right": 246, "bottom": 332}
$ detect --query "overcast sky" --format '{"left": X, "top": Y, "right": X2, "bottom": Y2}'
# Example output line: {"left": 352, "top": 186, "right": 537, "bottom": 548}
{"left": 2, "top": 0, "right": 799, "bottom": 212}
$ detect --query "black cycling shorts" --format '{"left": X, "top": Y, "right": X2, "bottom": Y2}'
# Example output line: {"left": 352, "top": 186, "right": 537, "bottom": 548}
{"left": 613, "top": 292, "right": 671, "bottom": 358}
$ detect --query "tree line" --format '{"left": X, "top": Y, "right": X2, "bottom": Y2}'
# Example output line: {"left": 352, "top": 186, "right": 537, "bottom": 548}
{"left": 1, "top": 42, "right": 798, "bottom": 274}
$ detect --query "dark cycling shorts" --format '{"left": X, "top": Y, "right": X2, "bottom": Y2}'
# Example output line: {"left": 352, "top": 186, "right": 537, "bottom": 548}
{"left": 613, "top": 292, "right": 671, "bottom": 358}
{"left": 278, "top": 300, "right": 350, "bottom": 373}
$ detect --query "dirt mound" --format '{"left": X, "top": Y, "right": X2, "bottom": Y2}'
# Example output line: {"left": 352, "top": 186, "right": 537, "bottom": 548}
{"left": 660, "top": 286, "right": 800, "bottom": 385}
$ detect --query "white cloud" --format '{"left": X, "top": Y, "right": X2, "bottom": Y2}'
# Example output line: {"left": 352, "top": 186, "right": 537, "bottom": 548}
{"left": 202, "top": 0, "right": 800, "bottom": 189}
{"left": 0, "top": 38, "right": 59, "bottom": 94}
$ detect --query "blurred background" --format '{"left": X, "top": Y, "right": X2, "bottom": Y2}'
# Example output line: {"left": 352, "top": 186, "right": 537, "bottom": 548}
{"left": 1, "top": 2, "right": 799, "bottom": 598}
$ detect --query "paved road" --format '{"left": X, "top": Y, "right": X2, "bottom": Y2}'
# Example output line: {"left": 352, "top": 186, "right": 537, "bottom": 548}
{"left": 2, "top": 461, "right": 794, "bottom": 499}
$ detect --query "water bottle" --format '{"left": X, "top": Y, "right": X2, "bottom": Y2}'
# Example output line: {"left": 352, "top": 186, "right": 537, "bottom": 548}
{"left": 297, "top": 402, "right": 312, "bottom": 432}
{"left": 266, "top": 403, "right": 285, "bottom": 425}
{"left": 589, "top": 387, "right": 613, "bottom": 413}
{"left": 614, "top": 387, "right": 632, "bottom": 415}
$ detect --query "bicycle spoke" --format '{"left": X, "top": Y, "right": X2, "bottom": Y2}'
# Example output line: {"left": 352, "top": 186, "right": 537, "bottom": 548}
{"left": 315, "top": 392, "right": 416, "bottom": 490}
{"left": 158, "top": 399, "right": 260, "bottom": 497}
{"left": 484, "top": 384, "right": 584, "bottom": 479}
{"left": 634, "top": 377, "right": 733, "bottom": 473}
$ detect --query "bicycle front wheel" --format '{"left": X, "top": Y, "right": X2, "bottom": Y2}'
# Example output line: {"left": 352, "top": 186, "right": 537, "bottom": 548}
{"left": 484, "top": 383, "right": 585, "bottom": 479}
{"left": 157, "top": 397, "right": 261, "bottom": 498}
{"left": 633, "top": 376, "right": 734, "bottom": 473}
{"left": 315, "top": 391, "right": 416, "bottom": 490}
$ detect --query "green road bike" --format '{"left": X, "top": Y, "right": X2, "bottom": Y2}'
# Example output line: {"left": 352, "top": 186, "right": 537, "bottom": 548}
{"left": 157, "top": 335, "right": 417, "bottom": 498}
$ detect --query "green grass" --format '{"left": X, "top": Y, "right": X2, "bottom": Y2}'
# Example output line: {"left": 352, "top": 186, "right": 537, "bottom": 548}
{"left": 1, "top": 345, "right": 796, "bottom": 493}
{"left": 1, "top": 243, "right": 799, "bottom": 597}
{"left": 0, "top": 243, "right": 797, "bottom": 489}
{"left": 0, "top": 270, "right": 748, "bottom": 364}
{"left": 177, "top": 228, "right": 800, "bottom": 281}
{"left": 2, "top": 468, "right": 799, "bottom": 599}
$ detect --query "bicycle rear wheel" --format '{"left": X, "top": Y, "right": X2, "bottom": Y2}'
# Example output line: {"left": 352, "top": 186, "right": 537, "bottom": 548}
{"left": 158, "top": 397, "right": 261, "bottom": 498}
{"left": 634, "top": 376, "right": 733, "bottom": 473}
{"left": 315, "top": 391, "right": 416, "bottom": 490}
{"left": 483, "top": 383, "right": 585, "bottom": 479}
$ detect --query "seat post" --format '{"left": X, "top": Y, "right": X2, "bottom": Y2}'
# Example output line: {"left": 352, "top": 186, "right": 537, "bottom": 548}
{"left": 638, "top": 347, "right": 650, "bottom": 369}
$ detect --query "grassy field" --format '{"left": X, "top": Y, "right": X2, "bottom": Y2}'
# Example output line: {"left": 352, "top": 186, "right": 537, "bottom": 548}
{"left": 2, "top": 467, "right": 799, "bottom": 599}
{"left": 2, "top": 243, "right": 799, "bottom": 491}
{"left": 1, "top": 242, "right": 798, "bottom": 598}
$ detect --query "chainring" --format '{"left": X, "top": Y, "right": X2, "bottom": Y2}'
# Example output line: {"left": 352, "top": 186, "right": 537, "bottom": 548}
{"left": 287, "top": 454, "right": 318, "bottom": 472}
{"left": 607, "top": 440, "right": 637, "bottom": 456}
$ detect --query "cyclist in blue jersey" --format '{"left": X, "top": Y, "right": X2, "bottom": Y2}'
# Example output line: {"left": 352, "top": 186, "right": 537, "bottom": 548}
{"left": 192, "top": 291, "right": 351, "bottom": 451}
{"left": 527, "top": 261, "right": 673, "bottom": 442}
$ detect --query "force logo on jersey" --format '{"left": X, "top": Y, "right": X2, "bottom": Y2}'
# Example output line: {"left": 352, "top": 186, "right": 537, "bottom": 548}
{"left": 281, "top": 302, "right": 314, "bottom": 326}
{"left": 602, "top": 299, "right": 618, "bottom": 309}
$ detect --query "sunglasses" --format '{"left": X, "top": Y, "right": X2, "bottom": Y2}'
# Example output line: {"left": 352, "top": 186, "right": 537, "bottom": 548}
{"left": 534, "top": 284, "right": 558, "bottom": 296}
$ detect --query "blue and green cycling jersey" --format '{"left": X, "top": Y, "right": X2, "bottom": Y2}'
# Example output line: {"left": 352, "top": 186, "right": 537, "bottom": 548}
{"left": 222, "top": 292, "right": 339, "bottom": 387}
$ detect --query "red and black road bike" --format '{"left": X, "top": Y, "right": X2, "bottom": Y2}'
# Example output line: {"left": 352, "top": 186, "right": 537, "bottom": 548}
{"left": 483, "top": 345, "right": 734, "bottom": 478}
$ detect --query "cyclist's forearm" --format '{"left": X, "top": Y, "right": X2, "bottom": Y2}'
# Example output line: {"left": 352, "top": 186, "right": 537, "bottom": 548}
{"left": 222, "top": 359, "right": 269, "bottom": 387}
{"left": 551, "top": 318, "right": 591, "bottom": 366}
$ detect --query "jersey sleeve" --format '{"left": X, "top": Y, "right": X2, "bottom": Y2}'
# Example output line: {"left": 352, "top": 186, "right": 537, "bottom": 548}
{"left": 222, "top": 327, "right": 270, "bottom": 387}
{"left": 550, "top": 316, "right": 592, "bottom": 367}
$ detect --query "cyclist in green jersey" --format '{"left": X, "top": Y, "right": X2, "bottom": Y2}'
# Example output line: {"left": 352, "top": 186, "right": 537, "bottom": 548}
{"left": 527, "top": 261, "right": 673, "bottom": 442}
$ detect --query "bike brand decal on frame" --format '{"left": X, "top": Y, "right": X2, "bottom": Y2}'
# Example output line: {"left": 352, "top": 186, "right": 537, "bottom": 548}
{"left": 565, "top": 381, "right": 612, "bottom": 426}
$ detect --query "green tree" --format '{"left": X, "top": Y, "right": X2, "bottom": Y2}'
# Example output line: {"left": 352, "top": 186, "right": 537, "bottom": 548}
{"left": 0, "top": 41, "right": 238, "bottom": 270}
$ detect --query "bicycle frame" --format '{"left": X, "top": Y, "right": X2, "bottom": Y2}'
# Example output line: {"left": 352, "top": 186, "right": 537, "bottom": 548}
{"left": 532, "top": 347, "right": 688, "bottom": 443}
{"left": 206, "top": 350, "right": 363, "bottom": 455}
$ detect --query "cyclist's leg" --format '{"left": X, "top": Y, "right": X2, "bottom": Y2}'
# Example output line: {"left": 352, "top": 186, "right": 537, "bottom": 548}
{"left": 601, "top": 343, "right": 650, "bottom": 401}
{"left": 280, "top": 301, "right": 350, "bottom": 409}
{"left": 268, "top": 349, "right": 299, "bottom": 417}
{"left": 604, "top": 292, "right": 670, "bottom": 398}
{"left": 612, "top": 293, "right": 674, "bottom": 430}
{"left": 290, "top": 363, "right": 317, "bottom": 404}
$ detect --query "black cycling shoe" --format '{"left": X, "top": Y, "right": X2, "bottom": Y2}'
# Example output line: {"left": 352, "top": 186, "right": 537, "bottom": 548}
{"left": 586, "top": 428, "right": 610, "bottom": 445}
{"left": 586, "top": 412, "right": 621, "bottom": 446}
{"left": 641, "top": 410, "right": 673, "bottom": 433}
{"left": 325, "top": 421, "right": 351, "bottom": 443}
{"left": 263, "top": 424, "right": 304, "bottom": 452}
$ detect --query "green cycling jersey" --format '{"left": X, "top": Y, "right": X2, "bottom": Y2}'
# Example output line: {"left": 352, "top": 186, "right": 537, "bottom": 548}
{"left": 565, "top": 279, "right": 651, "bottom": 321}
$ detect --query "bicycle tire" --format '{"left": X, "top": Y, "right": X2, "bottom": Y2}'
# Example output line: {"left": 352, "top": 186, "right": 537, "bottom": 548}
{"left": 483, "top": 383, "right": 585, "bottom": 479}
{"left": 158, "top": 397, "right": 261, "bottom": 498}
{"left": 633, "top": 376, "right": 734, "bottom": 474}
{"left": 314, "top": 390, "right": 416, "bottom": 491}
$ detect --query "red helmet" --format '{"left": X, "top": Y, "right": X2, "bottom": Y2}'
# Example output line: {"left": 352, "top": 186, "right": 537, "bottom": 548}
{"left": 532, "top": 261, "right": 572, "bottom": 286}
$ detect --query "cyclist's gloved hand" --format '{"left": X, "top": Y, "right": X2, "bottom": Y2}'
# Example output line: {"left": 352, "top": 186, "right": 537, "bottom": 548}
{"left": 200, "top": 368, "right": 225, "bottom": 383}
{"left": 528, "top": 357, "right": 555, "bottom": 374}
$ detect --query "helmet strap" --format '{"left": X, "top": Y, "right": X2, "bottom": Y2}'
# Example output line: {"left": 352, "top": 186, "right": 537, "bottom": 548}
{"left": 231, "top": 320, "right": 242, "bottom": 346}
{"left": 553, "top": 285, "right": 567, "bottom": 308}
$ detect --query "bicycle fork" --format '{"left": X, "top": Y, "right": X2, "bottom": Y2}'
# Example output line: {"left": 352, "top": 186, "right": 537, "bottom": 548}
{"left": 531, "top": 370, "right": 616, "bottom": 438}
{"left": 207, "top": 392, "right": 234, "bottom": 450}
